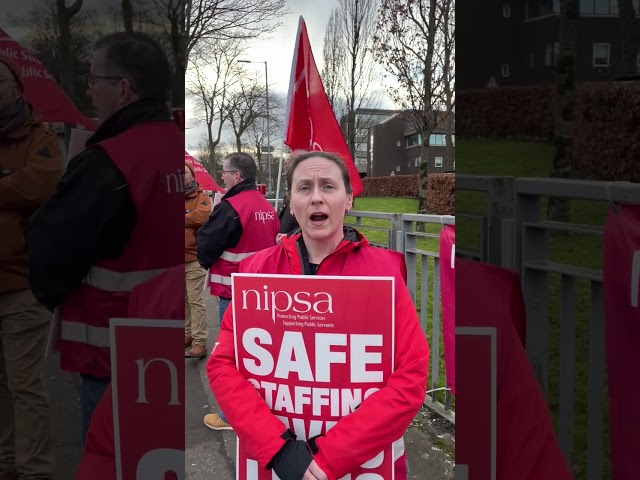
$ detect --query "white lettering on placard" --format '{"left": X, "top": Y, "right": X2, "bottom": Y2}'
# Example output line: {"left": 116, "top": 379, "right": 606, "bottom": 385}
{"left": 350, "top": 335, "right": 383, "bottom": 383}
{"left": 276, "top": 414, "right": 337, "bottom": 440}
{"left": 135, "top": 358, "right": 180, "bottom": 406}
{"left": 242, "top": 329, "right": 383, "bottom": 383}
{"left": 360, "top": 451, "right": 384, "bottom": 468}
{"left": 274, "top": 331, "right": 313, "bottom": 381}
{"left": 136, "top": 448, "right": 184, "bottom": 479}
{"left": 242, "top": 328, "right": 274, "bottom": 376}
{"left": 165, "top": 169, "right": 184, "bottom": 193}
{"left": 242, "top": 286, "right": 333, "bottom": 323}
{"left": 632, "top": 250, "right": 640, "bottom": 308}
{"left": 337, "top": 450, "right": 385, "bottom": 479}
{"left": 339, "top": 475, "right": 383, "bottom": 480}
{"left": 246, "top": 380, "right": 381, "bottom": 418}
{"left": 315, "top": 333, "right": 347, "bottom": 382}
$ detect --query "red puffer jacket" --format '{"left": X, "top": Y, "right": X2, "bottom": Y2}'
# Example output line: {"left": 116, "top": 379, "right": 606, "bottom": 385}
{"left": 206, "top": 228, "right": 429, "bottom": 480}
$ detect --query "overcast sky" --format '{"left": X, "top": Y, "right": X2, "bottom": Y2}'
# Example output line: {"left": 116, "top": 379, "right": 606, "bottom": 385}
{"left": 1, "top": 1, "right": 395, "bottom": 156}
{"left": 186, "top": 0, "right": 348, "bottom": 153}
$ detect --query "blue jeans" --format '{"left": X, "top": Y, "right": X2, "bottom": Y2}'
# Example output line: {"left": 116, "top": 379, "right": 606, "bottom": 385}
{"left": 218, "top": 297, "right": 231, "bottom": 326}
{"left": 80, "top": 375, "right": 110, "bottom": 445}
{"left": 216, "top": 297, "right": 231, "bottom": 423}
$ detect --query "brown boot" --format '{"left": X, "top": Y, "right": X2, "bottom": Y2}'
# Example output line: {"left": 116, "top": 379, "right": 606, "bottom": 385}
{"left": 185, "top": 343, "right": 207, "bottom": 358}
{"left": 185, "top": 335, "right": 193, "bottom": 348}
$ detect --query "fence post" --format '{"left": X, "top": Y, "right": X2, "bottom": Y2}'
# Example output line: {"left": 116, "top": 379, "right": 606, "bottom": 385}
{"left": 486, "top": 177, "right": 514, "bottom": 266}
{"left": 514, "top": 181, "right": 550, "bottom": 398}
{"left": 390, "top": 214, "right": 403, "bottom": 252}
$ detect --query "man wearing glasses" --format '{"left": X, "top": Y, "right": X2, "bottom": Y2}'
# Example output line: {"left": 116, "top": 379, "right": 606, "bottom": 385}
{"left": 0, "top": 54, "right": 62, "bottom": 480}
{"left": 197, "top": 152, "right": 279, "bottom": 430}
{"left": 28, "top": 32, "right": 183, "bottom": 443}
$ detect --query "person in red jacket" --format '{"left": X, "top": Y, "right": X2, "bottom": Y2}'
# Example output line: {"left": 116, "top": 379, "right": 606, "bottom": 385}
{"left": 206, "top": 151, "right": 429, "bottom": 480}
{"left": 74, "top": 264, "right": 184, "bottom": 479}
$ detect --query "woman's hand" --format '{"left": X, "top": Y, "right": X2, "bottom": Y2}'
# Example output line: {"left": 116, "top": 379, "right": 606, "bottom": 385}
{"left": 302, "top": 460, "right": 328, "bottom": 480}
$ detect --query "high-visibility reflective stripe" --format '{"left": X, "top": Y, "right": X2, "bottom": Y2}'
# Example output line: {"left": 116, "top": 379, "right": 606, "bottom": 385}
{"left": 220, "top": 251, "right": 256, "bottom": 262}
{"left": 209, "top": 274, "right": 232, "bottom": 286}
{"left": 60, "top": 321, "right": 110, "bottom": 348}
{"left": 82, "top": 266, "right": 167, "bottom": 292}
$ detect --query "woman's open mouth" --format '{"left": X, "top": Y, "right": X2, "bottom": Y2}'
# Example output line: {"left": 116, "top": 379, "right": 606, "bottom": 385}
{"left": 309, "top": 213, "right": 328, "bottom": 225}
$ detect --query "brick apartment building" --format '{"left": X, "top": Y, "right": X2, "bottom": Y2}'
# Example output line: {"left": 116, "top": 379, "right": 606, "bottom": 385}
{"left": 458, "top": 0, "right": 640, "bottom": 90}
{"left": 340, "top": 108, "right": 455, "bottom": 178}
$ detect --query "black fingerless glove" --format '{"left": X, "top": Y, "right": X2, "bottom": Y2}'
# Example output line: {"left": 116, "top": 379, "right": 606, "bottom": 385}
{"left": 267, "top": 430, "right": 314, "bottom": 480}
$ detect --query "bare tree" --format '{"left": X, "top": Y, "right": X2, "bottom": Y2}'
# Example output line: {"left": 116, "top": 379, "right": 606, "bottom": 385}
{"left": 113, "top": 0, "right": 185, "bottom": 107}
{"left": 321, "top": 7, "right": 345, "bottom": 118}
{"left": 244, "top": 96, "right": 283, "bottom": 185}
{"left": 618, "top": 0, "right": 639, "bottom": 75}
{"left": 225, "top": 76, "right": 269, "bottom": 153}
{"left": 146, "top": 0, "right": 185, "bottom": 107}
{"left": 335, "top": 0, "right": 381, "bottom": 159}
{"left": 17, "top": 0, "right": 96, "bottom": 88}
{"left": 437, "top": 0, "right": 455, "bottom": 167}
{"left": 374, "top": 0, "right": 442, "bottom": 213}
{"left": 185, "top": 0, "right": 287, "bottom": 59}
{"left": 192, "top": 135, "right": 215, "bottom": 174}
{"left": 122, "top": 0, "right": 133, "bottom": 32}
{"left": 548, "top": 0, "right": 579, "bottom": 221}
{"left": 56, "top": 0, "right": 83, "bottom": 106}
{"left": 187, "top": 40, "right": 244, "bottom": 177}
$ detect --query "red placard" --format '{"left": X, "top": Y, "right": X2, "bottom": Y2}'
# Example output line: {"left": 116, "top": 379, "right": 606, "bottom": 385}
{"left": 455, "top": 327, "right": 496, "bottom": 480}
{"left": 110, "top": 319, "right": 184, "bottom": 480}
{"left": 439, "top": 225, "right": 456, "bottom": 395}
{"left": 232, "top": 274, "right": 395, "bottom": 480}
{"left": 604, "top": 204, "right": 640, "bottom": 479}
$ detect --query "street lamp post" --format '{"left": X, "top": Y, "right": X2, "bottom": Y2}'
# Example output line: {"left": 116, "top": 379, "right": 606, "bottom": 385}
{"left": 238, "top": 59, "right": 272, "bottom": 195}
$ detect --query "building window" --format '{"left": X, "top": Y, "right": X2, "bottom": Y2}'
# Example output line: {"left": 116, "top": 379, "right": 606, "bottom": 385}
{"left": 580, "top": 0, "right": 623, "bottom": 14}
{"left": 406, "top": 134, "right": 421, "bottom": 147}
{"left": 415, "top": 157, "right": 420, "bottom": 167}
{"left": 529, "top": 53, "right": 535, "bottom": 68}
{"left": 545, "top": 41, "right": 560, "bottom": 67}
{"left": 357, "top": 143, "right": 367, "bottom": 152}
{"left": 396, "top": 140, "right": 401, "bottom": 147}
{"left": 592, "top": 43, "right": 610, "bottom": 67}
{"left": 526, "top": 0, "right": 561, "bottom": 18}
{"left": 501, "top": 64, "right": 510, "bottom": 77}
{"left": 503, "top": 4, "right": 511, "bottom": 17}
{"left": 429, "top": 133, "right": 446, "bottom": 146}
{"left": 396, "top": 166, "right": 400, "bottom": 172}
{"left": 435, "top": 157, "right": 443, "bottom": 168}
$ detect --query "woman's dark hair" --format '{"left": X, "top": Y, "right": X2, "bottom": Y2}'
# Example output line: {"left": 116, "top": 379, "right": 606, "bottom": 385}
{"left": 286, "top": 151, "right": 353, "bottom": 195}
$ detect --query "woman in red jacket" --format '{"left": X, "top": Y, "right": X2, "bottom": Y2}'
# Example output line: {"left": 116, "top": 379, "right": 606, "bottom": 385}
{"left": 206, "top": 152, "right": 430, "bottom": 480}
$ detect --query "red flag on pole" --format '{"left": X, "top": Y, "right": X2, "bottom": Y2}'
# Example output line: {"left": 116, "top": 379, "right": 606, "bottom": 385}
{"left": 185, "top": 152, "right": 225, "bottom": 193}
{"left": 283, "top": 17, "right": 363, "bottom": 197}
{"left": 0, "top": 28, "right": 95, "bottom": 129}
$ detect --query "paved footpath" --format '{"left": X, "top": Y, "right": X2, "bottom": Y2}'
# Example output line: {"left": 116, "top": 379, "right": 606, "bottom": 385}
{"left": 45, "top": 352, "right": 82, "bottom": 479}
{"left": 185, "top": 293, "right": 455, "bottom": 479}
